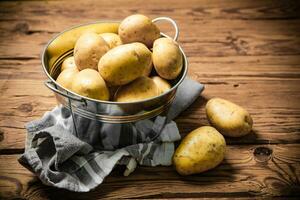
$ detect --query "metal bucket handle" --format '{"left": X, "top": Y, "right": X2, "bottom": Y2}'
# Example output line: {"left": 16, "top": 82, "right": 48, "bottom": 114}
{"left": 45, "top": 80, "right": 85, "bottom": 103}
{"left": 152, "top": 17, "right": 179, "bottom": 41}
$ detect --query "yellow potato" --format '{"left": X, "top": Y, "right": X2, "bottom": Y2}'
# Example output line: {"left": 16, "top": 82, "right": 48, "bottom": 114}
{"left": 152, "top": 38, "right": 183, "bottom": 80}
{"left": 114, "top": 76, "right": 159, "bottom": 102}
{"left": 135, "top": 43, "right": 153, "bottom": 77}
{"left": 99, "top": 33, "right": 122, "bottom": 49}
{"left": 151, "top": 76, "right": 171, "bottom": 94}
{"left": 143, "top": 63, "right": 153, "bottom": 77}
{"left": 206, "top": 98, "right": 253, "bottom": 137}
{"left": 71, "top": 69, "right": 109, "bottom": 101}
{"left": 74, "top": 32, "right": 109, "bottom": 71}
{"left": 173, "top": 126, "right": 226, "bottom": 175}
{"left": 118, "top": 14, "right": 160, "bottom": 47}
{"left": 98, "top": 43, "right": 151, "bottom": 86}
{"left": 47, "top": 22, "right": 119, "bottom": 70}
{"left": 61, "top": 56, "right": 77, "bottom": 72}
{"left": 56, "top": 68, "right": 79, "bottom": 90}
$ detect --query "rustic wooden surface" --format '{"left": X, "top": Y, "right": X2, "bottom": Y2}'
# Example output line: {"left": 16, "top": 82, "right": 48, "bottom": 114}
{"left": 0, "top": 0, "right": 300, "bottom": 199}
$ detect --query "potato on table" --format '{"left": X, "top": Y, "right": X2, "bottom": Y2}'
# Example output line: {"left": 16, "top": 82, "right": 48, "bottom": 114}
{"left": 206, "top": 98, "right": 253, "bottom": 137}
{"left": 118, "top": 14, "right": 160, "bottom": 48}
{"left": 152, "top": 38, "right": 183, "bottom": 80}
{"left": 173, "top": 126, "right": 226, "bottom": 175}
{"left": 98, "top": 42, "right": 152, "bottom": 86}
{"left": 74, "top": 32, "right": 109, "bottom": 71}
{"left": 114, "top": 76, "right": 159, "bottom": 102}
{"left": 71, "top": 69, "right": 109, "bottom": 101}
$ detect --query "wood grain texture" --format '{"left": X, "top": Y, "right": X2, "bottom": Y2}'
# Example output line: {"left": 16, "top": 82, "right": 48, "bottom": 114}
{"left": 0, "top": 144, "right": 299, "bottom": 199}
{"left": 0, "top": 0, "right": 300, "bottom": 199}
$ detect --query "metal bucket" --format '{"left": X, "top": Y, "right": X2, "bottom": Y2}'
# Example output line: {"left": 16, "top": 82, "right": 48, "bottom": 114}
{"left": 41, "top": 17, "right": 188, "bottom": 125}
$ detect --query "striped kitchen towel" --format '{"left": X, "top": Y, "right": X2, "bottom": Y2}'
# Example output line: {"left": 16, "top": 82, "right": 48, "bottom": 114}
{"left": 18, "top": 78, "right": 204, "bottom": 192}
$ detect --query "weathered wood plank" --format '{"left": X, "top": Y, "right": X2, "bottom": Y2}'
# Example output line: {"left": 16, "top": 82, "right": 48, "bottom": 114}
{"left": 0, "top": 0, "right": 299, "bottom": 58}
{"left": 0, "top": 0, "right": 300, "bottom": 198}
{"left": 1, "top": 20, "right": 300, "bottom": 59}
{"left": 0, "top": 144, "right": 299, "bottom": 199}
{"left": 0, "top": 0, "right": 299, "bottom": 23}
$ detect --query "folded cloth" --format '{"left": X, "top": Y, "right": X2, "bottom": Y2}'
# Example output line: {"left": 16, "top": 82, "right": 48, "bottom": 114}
{"left": 18, "top": 78, "right": 204, "bottom": 192}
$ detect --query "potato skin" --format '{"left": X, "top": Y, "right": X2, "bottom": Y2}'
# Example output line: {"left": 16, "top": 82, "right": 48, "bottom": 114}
{"left": 114, "top": 76, "right": 159, "bottom": 102}
{"left": 71, "top": 69, "right": 109, "bottom": 101}
{"left": 142, "top": 63, "right": 153, "bottom": 77}
{"left": 61, "top": 56, "right": 77, "bottom": 72}
{"left": 56, "top": 68, "right": 79, "bottom": 90}
{"left": 173, "top": 126, "right": 226, "bottom": 175}
{"left": 206, "top": 98, "right": 253, "bottom": 137}
{"left": 152, "top": 38, "right": 183, "bottom": 80}
{"left": 118, "top": 14, "right": 160, "bottom": 47}
{"left": 99, "top": 33, "right": 122, "bottom": 49}
{"left": 135, "top": 43, "right": 152, "bottom": 77}
{"left": 74, "top": 32, "right": 109, "bottom": 71}
{"left": 151, "top": 76, "right": 171, "bottom": 94}
{"left": 98, "top": 43, "right": 152, "bottom": 86}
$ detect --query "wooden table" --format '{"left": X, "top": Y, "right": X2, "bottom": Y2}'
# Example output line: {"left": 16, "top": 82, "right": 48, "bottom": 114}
{"left": 0, "top": 0, "right": 300, "bottom": 199}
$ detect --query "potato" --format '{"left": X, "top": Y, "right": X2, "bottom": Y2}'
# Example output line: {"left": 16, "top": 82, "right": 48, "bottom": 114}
{"left": 61, "top": 56, "right": 77, "bottom": 72}
{"left": 118, "top": 14, "right": 160, "bottom": 47}
{"left": 46, "top": 22, "right": 119, "bottom": 69}
{"left": 71, "top": 69, "right": 109, "bottom": 101}
{"left": 173, "top": 126, "right": 226, "bottom": 175}
{"left": 74, "top": 32, "right": 109, "bottom": 71}
{"left": 135, "top": 43, "right": 152, "bottom": 77}
{"left": 152, "top": 38, "right": 183, "bottom": 80}
{"left": 151, "top": 76, "right": 171, "bottom": 94}
{"left": 56, "top": 68, "right": 79, "bottom": 90}
{"left": 99, "top": 33, "right": 122, "bottom": 49}
{"left": 114, "top": 76, "right": 159, "bottom": 102}
{"left": 98, "top": 42, "right": 152, "bottom": 86}
{"left": 206, "top": 98, "right": 253, "bottom": 137}
{"left": 142, "top": 63, "right": 153, "bottom": 77}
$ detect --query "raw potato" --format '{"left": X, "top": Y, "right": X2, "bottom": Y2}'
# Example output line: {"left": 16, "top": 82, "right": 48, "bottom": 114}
{"left": 118, "top": 14, "right": 160, "bottom": 47}
{"left": 151, "top": 76, "right": 171, "bottom": 94}
{"left": 61, "top": 56, "right": 77, "bottom": 72}
{"left": 47, "top": 22, "right": 119, "bottom": 69}
{"left": 206, "top": 98, "right": 253, "bottom": 137}
{"left": 98, "top": 43, "right": 152, "bottom": 86}
{"left": 99, "top": 33, "right": 122, "bottom": 49}
{"left": 74, "top": 32, "right": 109, "bottom": 71}
{"left": 142, "top": 63, "right": 153, "bottom": 77}
{"left": 173, "top": 126, "right": 226, "bottom": 175}
{"left": 135, "top": 43, "right": 152, "bottom": 76}
{"left": 152, "top": 38, "right": 183, "bottom": 80}
{"left": 114, "top": 76, "right": 159, "bottom": 102}
{"left": 56, "top": 68, "right": 79, "bottom": 90}
{"left": 71, "top": 69, "right": 109, "bottom": 101}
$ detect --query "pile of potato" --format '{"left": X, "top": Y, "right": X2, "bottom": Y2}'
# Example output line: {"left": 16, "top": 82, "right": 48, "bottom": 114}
{"left": 55, "top": 14, "right": 254, "bottom": 177}
{"left": 56, "top": 14, "right": 183, "bottom": 102}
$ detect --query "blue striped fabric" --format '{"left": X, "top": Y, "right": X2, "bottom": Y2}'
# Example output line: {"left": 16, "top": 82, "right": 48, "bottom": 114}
{"left": 18, "top": 78, "right": 204, "bottom": 192}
